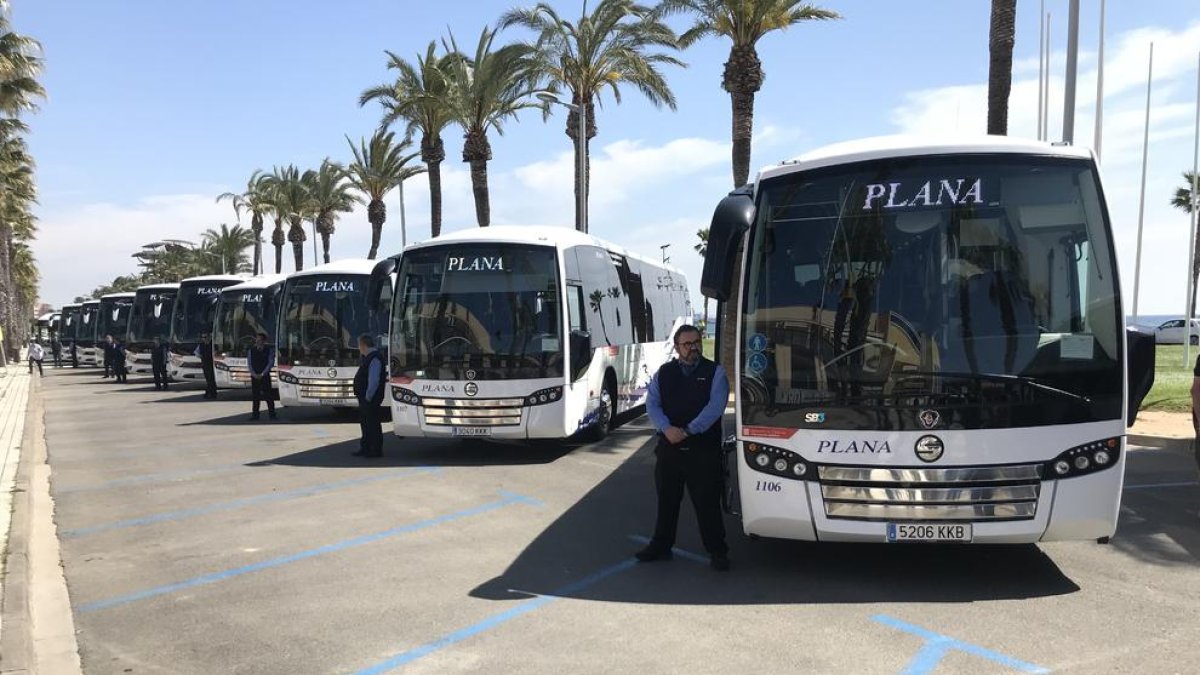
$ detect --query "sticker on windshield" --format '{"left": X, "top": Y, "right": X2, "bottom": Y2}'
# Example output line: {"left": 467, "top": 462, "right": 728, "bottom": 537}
{"left": 1060, "top": 334, "right": 1094, "bottom": 360}
{"left": 748, "top": 333, "right": 768, "bottom": 352}
{"left": 747, "top": 352, "right": 768, "bottom": 375}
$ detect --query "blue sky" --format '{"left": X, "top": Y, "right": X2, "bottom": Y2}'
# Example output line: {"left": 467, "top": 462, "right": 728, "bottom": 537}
{"left": 14, "top": 1, "right": 1200, "bottom": 317}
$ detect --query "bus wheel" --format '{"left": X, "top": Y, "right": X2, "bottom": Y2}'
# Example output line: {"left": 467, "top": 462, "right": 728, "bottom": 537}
{"left": 586, "top": 378, "right": 616, "bottom": 442}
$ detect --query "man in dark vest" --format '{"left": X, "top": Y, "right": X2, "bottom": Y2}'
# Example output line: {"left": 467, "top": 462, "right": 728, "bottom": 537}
{"left": 248, "top": 332, "right": 277, "bottom": 421}
{"left": 635, "top": 324, "right": 731, "bottom": 571}
{"left": 352, "top": 333, "right": 385, "bottom": 458}
{"left": 101, "top": 334, "right": 115, "bottom": 378}
{"left": 193, "top": 332, "right": 218, "bottom": 399}
{"left": 112, "top": 339, "right": 128, "bottom": 383}
{"left": 151, "top": 336, "right": 170, "bottom": 390}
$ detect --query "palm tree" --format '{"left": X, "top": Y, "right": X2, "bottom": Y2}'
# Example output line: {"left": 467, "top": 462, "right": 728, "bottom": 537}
{"left": 305, "top": 160, "right": 360, "bottom": 264}
{"left": 201, "top": 224, "right": 255, "bottom": 274}
{"left": 345, "top": 130, "right": 426, "bottom": 259}
{"left": 217, "top": 171, "right": 272, "bottom": 275}
{"left": 986, "top": 0, "right": 1016, "bottom": 135}
{"left": 694, "top": 227, "right": 710, "bottom": 330}
{"left": 264, "top": 165, "right": 312, "bottom": 271}
{"left": 501, "top": 1, "right": 683, "bottom": 232}
{"left": 660, "top": 0, "right": 838, "bottom": 187}
{"left": 1172, "top": 170, "right": 1200, "bottom": 317}
{"left": 588, "top": 288, "right": 610, "bottom": 343}
{"left": 360, "top": 42, "right": 457, "bottom": 238}
{"left": 443, "top": 27, "right": 543, "bottom": 227}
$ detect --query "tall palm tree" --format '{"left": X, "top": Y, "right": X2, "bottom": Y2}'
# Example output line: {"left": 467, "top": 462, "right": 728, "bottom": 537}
{"left": 217, "top": 171, "right": 271, "bottom": 275}
{"left": 201, "top": 223, "right": 255, "bottom": 274}
{"left": 345, "top": 130, "right": 426, "bottom": 259}
{"left": 360, "top": 42, "right": 457, "bottom": 238}
{"left": 1172, "top": 170, "right": 1200, "bottom": 317}
{"left": 501, "top": 1, "right": 683, "bottom": 232}
{"left": 305, "top": 160, "right": 360, "bottom": 264}
{"left": 660, "top": 0, "right": 838, "bottom": 187}
{"left": 443, "top": 27, "right": 543, "bottom": 227}
{"left": 986, "top": 0, "right": 1016, "bottom": 135}
{"left": 264, "top": 165, "right": 312, "bottom": 272}
{"left": 259, "top": 166, "right": 292, "bottom": 273}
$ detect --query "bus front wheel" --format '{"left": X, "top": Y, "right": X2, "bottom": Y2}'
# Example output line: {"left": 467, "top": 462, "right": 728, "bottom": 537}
{"left": 585, "top": 378, "right": 616, "bottom": 442}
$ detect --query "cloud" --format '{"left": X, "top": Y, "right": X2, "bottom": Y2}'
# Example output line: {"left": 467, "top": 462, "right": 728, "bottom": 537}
{"left": 890, "top": 20, "right": 1200, "bottom": 317}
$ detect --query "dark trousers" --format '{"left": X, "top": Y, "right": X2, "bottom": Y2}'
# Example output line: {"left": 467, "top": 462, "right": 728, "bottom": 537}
{"left": 202, "top": 365, "right": 217, "bottom": 397}
{"left": 52, "top": 351, "right": 61, "bottom": 367}
{"left": 28, "top": 358, "right": 42, "bottom": 376}
{"left": 252, "top": 374, "right": 275, "bottom": 415}
{"left": 114, "top": 360, "right": 127, "bottom": 382}
{"left": 649, "top": 438, "right": 728, "bottom": 556}
{"left": 358, "top": 401, "right": 383, "bottom": 456}
{"left": 152, "top": 362, "right": 169, "bottom": 389}
{"left": 102, "top": 354, "right": 112, "bottom": 377}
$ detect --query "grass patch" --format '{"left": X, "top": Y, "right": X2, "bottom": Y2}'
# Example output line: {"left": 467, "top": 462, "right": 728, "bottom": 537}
{"left": 1144, "top": 345, "right": 1196, "bottom": 413}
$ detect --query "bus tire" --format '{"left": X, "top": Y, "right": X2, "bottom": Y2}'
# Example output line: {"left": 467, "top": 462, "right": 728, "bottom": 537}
{"left": 586, "top": 376, "right": 617, "bottom": 442}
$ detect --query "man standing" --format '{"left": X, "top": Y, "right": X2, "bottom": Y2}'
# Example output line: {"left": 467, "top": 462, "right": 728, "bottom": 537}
{"left": 151, "top": 336, "right": 170, "bottom": 390}
{"left": 635, "top": 325, "right": 731, "bottom": 571}
{"left": 112, "top": 339, "right": 128, "bottom": 383}
{"left": 352, "top": 334, "right": 385, "bottom": 458}
{"left": 248, "top": 332, "right": 277, "bottom": 421}
{"left": 193, "top": 332, "right": 217, "bottom": 399}
{"left": 27, "top": 340, "right": 44, "bottom": 376}
{"left": 101, "top": 334, "right": 115, "bottom": 378}
{"left": 51, "top": 335, "right": 62, "bottom": 367}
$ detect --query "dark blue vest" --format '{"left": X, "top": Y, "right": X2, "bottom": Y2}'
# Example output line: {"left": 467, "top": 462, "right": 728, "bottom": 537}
{"left": 249, "top": 345, "right": 272, "bottom": 375}
{"left": 658, "top": 357, "right": 721, "bottom": 444}
{"left": 354, "top": 350, "right": 385, "bottom": 404}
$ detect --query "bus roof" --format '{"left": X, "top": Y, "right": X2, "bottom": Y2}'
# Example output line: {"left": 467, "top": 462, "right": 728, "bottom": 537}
{"left": 221, "top": 274, "right": 288, "bottom": 293}
{"left": 404, "top": 226, "right": 686, "bottom": 277}
{"left": 135, "top": 282, "right": 181, "bottom": 292}
{"left": 178, "top": 274, "right": 250, "bottom": 285}
{"left": 285, "top": 259, "right": 378, "bottom": 278}
{"left": 37, "top": 311, "right": 57, "bottom": 322}
{"left": 81, "top": 299, "right": 100, "bottom": 307}
{"left": 758, "top": 135, "right": 1097, "bottom": 183}
{"left": 61, "top": 303, "right": 81, "bottom": 310}
{"left": 99, "top": 292, "right": 136, "bottom": 301}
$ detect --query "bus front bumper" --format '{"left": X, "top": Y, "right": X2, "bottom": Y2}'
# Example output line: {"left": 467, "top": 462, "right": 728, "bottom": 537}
{"left": 390, "top": 389, "right": 573, "bottom": 440}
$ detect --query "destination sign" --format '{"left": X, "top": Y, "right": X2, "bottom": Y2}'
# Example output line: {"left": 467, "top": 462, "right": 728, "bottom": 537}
{"left": 314, "top": 281, "right": 356, "bottom": 292}
{"left": 446, "top": 256, "right": 505, "bottom": 272}
{"left": 862, "top": 178, "right": 984, "bottom": 210}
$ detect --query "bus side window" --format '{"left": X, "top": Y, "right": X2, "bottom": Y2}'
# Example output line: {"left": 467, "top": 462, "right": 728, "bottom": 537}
{"left": 568, "top": 284, "right": 586, "bottom": 332}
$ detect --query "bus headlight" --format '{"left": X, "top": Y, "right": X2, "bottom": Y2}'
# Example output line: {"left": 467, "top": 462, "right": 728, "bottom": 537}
{"left": 1054, "top": 460, "right": 1071, "bottom": 476}
{"left": 525, "top": 387, "right": 563, "bottom": 407}
{"left": 773, "top": 458, "right": 788, "bottom": 472}
{"left": 1045, "top": 437, "right": 1120, "bottom": 479}
{"left": 745, "top": 441, "right": 814, "bottom": 481}
{"left": 792, "top": 462, "right": 807, "bottom": 477}
{"left": 392, "top": 387, "right": 422, "bottom": 405}
{"left": 277, "top": 371, "right": 299, "bottom": 385}
{"left": 754, "top": 453, "right": 770, "bottom": 468}
{"left": 1094, "top": 450, "right": 1110, "bottom": 465}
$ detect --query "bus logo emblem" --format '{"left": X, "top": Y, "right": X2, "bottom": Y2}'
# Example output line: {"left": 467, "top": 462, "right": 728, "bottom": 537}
{"left": 915, "top": 435, "right": 945, "bottom": 463}
{"left": 327, "top": 368, "right": 338, "bottom": 378}
{"left": 464, "top": 382, "right": 479, "bottom": 397}
{"left": 465, "top": 369, "right": 476, "bottom": 380}
{"left": 919, "top": 410, "right": 940, "bottom": 429}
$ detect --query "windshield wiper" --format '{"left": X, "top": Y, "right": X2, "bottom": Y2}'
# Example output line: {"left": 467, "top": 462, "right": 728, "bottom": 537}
{"left": 897, "top": 371, "right": 1092, "bottom": 405}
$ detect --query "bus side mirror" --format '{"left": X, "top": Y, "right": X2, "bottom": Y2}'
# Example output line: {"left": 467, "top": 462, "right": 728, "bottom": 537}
{"left": 700, "top": 184, "right": 755, "bottom": 302}
{"left": 569, "top": 329, "right": 592, "bottom": 381}
{"left": 1126, "top": 327, "right": 1156, "bottom": 427}
{"left": 367, "top": 256, "right": 399, "bottom": 307}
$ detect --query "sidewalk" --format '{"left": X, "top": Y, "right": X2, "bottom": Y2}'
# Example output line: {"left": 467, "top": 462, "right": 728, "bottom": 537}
{"left": 0, "top": 364, "right": 33, "bottom": 656}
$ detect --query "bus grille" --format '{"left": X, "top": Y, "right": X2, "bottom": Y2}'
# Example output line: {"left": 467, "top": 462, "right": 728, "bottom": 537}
{"left": 817, "top": 464, "right": 1042, "bottom": 521}
{"left": 228, "top": 366, "right": 252, "bottom": 383}
{"left": 296, "top": 378, "right": 355, "bottom": 399}
{"left": 422, "top": 397, "right": 524, "bottom": 427}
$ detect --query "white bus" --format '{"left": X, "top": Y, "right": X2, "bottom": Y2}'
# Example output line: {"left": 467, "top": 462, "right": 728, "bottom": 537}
{"left": 168, "top": 275, "right": 247, "bottom": 382}
{"left": 380, "top": 226, "right": 691, "bottom": 440}
{"left": 60, "top": 303, "right": 82, "bottom": 365}
{"left": 96, "top": 293, "right": 135, "bottom": 370}
{"left": 77, "top": 299, "right": 101, "bottom": 366}
{"left": 275, "top": 260, "right": 392, "bottom": 407}
{"left": 700, "top": 136, "right": 1155, "bottom": 545}
{"left": 213, "top": 274, "right": 286, "bottom": 388}
{"left": 126, "top": 283, "right": 180, "bottom": 376}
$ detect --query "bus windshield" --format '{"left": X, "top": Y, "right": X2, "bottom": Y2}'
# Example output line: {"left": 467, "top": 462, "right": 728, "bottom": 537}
{"left": 129, "top": 289, "right": 178, "bottom": 344}
{"left": 79, "top": 304, "right": 100, "bottom": 345}
{"left": 742, "top": 154, "right": 1122, "bottom": 430}
{"left": 97, "top": 298, "right": 134, "bottom": 342}
{"left": 171, "top": 283, "right": 229, "bottom": 345}
{"left": 61, "top": 308, "right": 80, "bottom": 341}
{"left": 391, "top": 244, "right": 562, "bottom": 380}
{"left": 215, "top": 286, "right": 281, "bottom": 356}
{"left": 278, "top": 275, "right": 382, "bottom": 367}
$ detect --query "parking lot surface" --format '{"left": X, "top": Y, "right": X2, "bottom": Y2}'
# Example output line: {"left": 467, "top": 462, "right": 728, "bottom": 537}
{"left": 40, "top": 369, "right": 1200, "bottom": 674}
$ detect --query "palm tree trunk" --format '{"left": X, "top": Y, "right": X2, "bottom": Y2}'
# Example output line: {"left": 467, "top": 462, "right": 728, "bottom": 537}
{"left": 987, "top": 0, "right": 1017, "bottom": 135}
{"left": 321, "top": 234, "right": 331, "bottom": 264}
{"left": 292, "top": 242, "right": 304, "bottom": 271}
{"left": 463, "top": 130, "right": 493, "bottom": 228}
{"left": 367, "top": 198, "right": 386, "bottom": 260}
{"left": 272, "top": 218, "right": 285, "bottom": 274}
{"left": 423, "top": 133, "right": 446, "bottom": 238}
{"left": 274, "top": 244, "right": 283, "bottom": 274}
{"left": 0, "top": 222, "right": 10, "bottom": 357}
{"left": 724, "top": 46, "right": 763, "bottom": 188}
{"left": 567, "top": 100, "right": 598, "bottom": 232}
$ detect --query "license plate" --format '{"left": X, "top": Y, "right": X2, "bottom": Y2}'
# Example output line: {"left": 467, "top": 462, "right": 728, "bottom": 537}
{"left": 886, "top": 523, "right": 973, "bottom": 543}
{"left": 322, "top": 399, "right": 355, "bottom": 406}
{"left": 453, "top": 427, "right": 492, "bottom": 437}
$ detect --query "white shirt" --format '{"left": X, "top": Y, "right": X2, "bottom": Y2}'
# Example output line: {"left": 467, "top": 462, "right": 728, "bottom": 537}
{"left": 29, "top": 344, "right": 44, "bottom": 361}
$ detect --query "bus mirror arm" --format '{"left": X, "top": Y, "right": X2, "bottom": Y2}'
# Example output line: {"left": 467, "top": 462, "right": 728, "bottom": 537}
{"left": 367, "top": 256, "right": 400, "bottom": 307}
{"left": 700, "top": 184, "right": 755, "bottom": 302}
{"left": 1125, "top": 327, "right": 1156, "bottom": 427}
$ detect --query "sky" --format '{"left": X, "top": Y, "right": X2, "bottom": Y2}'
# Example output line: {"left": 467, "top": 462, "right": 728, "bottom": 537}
{"left": 13, "top": 0, "right": 1200, "bottom": 318}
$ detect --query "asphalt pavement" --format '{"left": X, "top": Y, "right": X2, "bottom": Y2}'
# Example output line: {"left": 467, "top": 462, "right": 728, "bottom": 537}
{"left": 29, "top": 368, "right": 1200, "bottom": 674}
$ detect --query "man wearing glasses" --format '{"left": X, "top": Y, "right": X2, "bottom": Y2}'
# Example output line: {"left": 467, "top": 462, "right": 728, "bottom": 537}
{"left": 635, "top": 324, "right": 731, "bottom": 571}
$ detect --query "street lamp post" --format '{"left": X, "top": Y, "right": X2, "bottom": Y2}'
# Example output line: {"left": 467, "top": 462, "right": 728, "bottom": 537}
{"left": 537, "top": 92, "right": 587, "bottom": 234}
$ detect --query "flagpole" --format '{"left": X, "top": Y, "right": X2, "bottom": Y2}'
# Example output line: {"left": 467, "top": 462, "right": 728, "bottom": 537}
{"left": 1094, "top": 0, "right": 1106, "bottom": 159}
{"left": 1132, "top": 43, "right": 1154, "bottom": 325}
{"left": 1063, "top": 0, "right": 1080, "bottom": 143}
{"left": 1038, "top": 0, "right": 1046, "bottom": 141}
{"left": 1184, "top": 50, "right": 1200, "bottom": 368}
{"left": 1044, "top": 12, "right": 1053, "bottom": 141}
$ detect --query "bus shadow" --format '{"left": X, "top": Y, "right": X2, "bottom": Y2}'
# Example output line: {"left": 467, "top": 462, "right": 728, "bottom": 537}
{"left": 1111, "top": 435, "right": 1200, "bottom": 567}
{"left": 177, "top": 406, "right": 349, "bottom": 425}
{"left": 470, "top": 441, "right": 1081, "bottom": 606}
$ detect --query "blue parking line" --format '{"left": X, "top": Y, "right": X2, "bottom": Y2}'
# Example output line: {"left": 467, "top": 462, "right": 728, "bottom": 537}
{"left": 874, "top": 615, "right": 1049, "bottom": 674}
{"left": 55, "top": 463, "right": 249, "bottom": 494}
{"left": 78, "top": 491, "right": 538, "bottom": 614}
{"left": 61, "top": 467, "right": 439, "bottom": 538}
{"left": 355, "top": 535, "right": 703, "bottom": 674}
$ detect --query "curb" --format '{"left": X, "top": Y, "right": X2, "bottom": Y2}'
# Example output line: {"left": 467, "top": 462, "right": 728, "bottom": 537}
{"left": 1, "top": 375, "right": 83, "bottom": 674}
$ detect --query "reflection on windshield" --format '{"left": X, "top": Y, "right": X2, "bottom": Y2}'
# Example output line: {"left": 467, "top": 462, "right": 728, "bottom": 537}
{"left": 97, "top": 300, "right": 133, "bottom": 341}
{"left": 391, "top": 245, "right": 563, "bottom": 380}
{"left": 215, "top": 288, "right": 279, "bottom": 356}
{"left": 129, "top": 291, "right": 178, "bottom": 343}
{"left": 278, "top": 276, "right": 381, "bottom": 367}
{"left": 79, "top": 306, "right": 99, "bottom": 345}
{"left": 61, "top": 310, "right": 80, "bottom": 341}
{"left": 172, "top": 284, "right": 231, "bottom": 345}
{"left": 742, "top": 155, "right": 1122, "bottom": 429}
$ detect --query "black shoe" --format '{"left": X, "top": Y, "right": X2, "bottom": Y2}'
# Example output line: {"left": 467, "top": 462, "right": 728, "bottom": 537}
{"left": 635, "top": 546, "right": 673, "bottom": 562}
{"left": 268, "top": 412, "right": 277, "bottom": 420}
{"left": 250, "top": 414, "right": 260, "bottom": 421}
{"left": 710, "top": 554, "right": 731, "bottom": 572}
